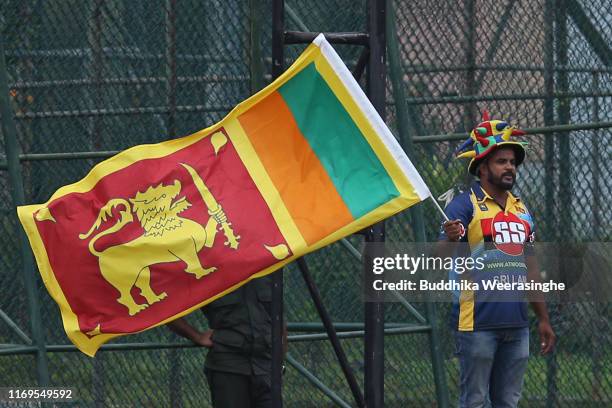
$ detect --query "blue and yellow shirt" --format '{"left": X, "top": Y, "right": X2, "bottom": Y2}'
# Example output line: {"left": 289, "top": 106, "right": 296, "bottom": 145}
{"left": 439, "top": 182, "right": 536, "bottom": 331}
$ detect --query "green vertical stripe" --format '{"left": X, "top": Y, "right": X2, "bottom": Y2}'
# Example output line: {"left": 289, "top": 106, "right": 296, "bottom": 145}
{"left": 278, "top": 63, "right": 399, "bottom": 218}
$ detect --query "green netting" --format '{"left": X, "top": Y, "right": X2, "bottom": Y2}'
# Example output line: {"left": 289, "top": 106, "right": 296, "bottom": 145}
{"left": 1, "top": 0, "right": 610, "bottom": 407}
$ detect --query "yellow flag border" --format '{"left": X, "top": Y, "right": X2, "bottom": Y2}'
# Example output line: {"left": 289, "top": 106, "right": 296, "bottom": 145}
{"left": 17, "top": 35, "right": 430, "bottom": 356}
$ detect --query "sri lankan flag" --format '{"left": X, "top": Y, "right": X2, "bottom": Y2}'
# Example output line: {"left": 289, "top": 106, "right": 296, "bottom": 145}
{"left": 17, "top": 35, "right": 431, "bottom": 356}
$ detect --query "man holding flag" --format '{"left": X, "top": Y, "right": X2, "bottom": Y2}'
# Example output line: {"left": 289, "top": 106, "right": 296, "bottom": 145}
{"left": 440, "top": 113, "right": 556, "bottom": 408}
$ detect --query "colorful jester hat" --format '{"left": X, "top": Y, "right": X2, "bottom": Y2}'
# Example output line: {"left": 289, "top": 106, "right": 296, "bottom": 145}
{"left": 455, "top": 111, "right": 528, "bottom": 175}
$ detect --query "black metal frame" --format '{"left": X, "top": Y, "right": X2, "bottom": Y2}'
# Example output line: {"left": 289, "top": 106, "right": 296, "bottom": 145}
{"left": 270, "top": 0, "right": 387, "bottom": 406}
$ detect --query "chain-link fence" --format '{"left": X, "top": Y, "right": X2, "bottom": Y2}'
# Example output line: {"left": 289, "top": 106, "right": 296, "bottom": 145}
{"left": 1, "top": 0, "right": 610, "bottom": 407}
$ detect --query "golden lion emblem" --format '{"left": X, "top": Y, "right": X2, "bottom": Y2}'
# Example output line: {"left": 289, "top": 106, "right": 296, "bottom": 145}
{"left": 79, "top": 163, "right": 239, "bottom": 316}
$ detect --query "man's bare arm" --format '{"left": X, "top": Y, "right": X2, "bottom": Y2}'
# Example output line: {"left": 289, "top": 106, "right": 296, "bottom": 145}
{"left": 167, "top": 318, "right": 213, "bottom": 348}
{"left": 526, "top": 255, "right": 556, "bottom": 355}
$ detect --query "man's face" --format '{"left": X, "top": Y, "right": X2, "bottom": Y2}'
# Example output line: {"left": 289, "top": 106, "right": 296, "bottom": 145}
{"left": 480, "top": 147, "right": 517, "bottom": 190}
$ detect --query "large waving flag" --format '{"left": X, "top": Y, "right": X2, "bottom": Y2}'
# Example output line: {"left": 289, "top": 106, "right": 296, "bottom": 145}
{"left": 17, "top": 34, "right": 431, "bottom": 356}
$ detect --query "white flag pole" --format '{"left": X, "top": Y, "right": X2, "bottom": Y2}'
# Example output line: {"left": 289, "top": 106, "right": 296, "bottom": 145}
{"left": 429, "top": 195, "right": 450, "bottom": 222}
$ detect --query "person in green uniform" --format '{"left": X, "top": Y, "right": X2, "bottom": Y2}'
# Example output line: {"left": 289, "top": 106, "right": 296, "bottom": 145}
{"left": 167, "top": 275, "right": 282, "bottom": 408}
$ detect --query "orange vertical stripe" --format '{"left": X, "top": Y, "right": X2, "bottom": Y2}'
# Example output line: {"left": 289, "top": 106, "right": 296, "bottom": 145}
{"left": 238, "top": 91, "right": 354, "bottom": 245}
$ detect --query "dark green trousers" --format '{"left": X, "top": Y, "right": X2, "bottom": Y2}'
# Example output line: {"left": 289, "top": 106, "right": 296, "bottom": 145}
{"left": 205, "top": 369, "right": 273, "bottom": 408}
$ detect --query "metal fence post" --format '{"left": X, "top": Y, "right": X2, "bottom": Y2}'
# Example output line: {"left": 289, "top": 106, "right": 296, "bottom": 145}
{"left": 0, "top": 38, "right": 50, "bottom": 386}
{"left": 590, "top": 74, "right": 603, "bottom": 398}
{"left": 543, "top": 0, "right": 556, "bottom": 242}
{"left": 546, "top": 1, "right": 571, "bottom": 406}
{"left": 386, "top": 4, "right": 449, "bottom": 405}
{"left": 386, "top": 0, "right": 421, "bottom": 144}
{"left": 365, "top": 1, "right": 386, "bottom": 407}
{"left": 249, "top": 0, "right": 265, "bottom": 94}
{"left": 556, "top": 0, "right": 571, "bottom": 239}
{"left": 386, "top": 0, "right": 415, "bottom": 152}
{"left": 591, "top": 73, "right": 601, "bottom": 240}
{"left": 165, "top": 0, "right": 178, "bottom": 139}
{"left": 363, "top": 228, "right": 385, "bottom": 408}
{"left": 87, "top": 0, "right": 104, "bottom": 152}
{"left": 463, "top": 0, "right": 477, "bottom": 131}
